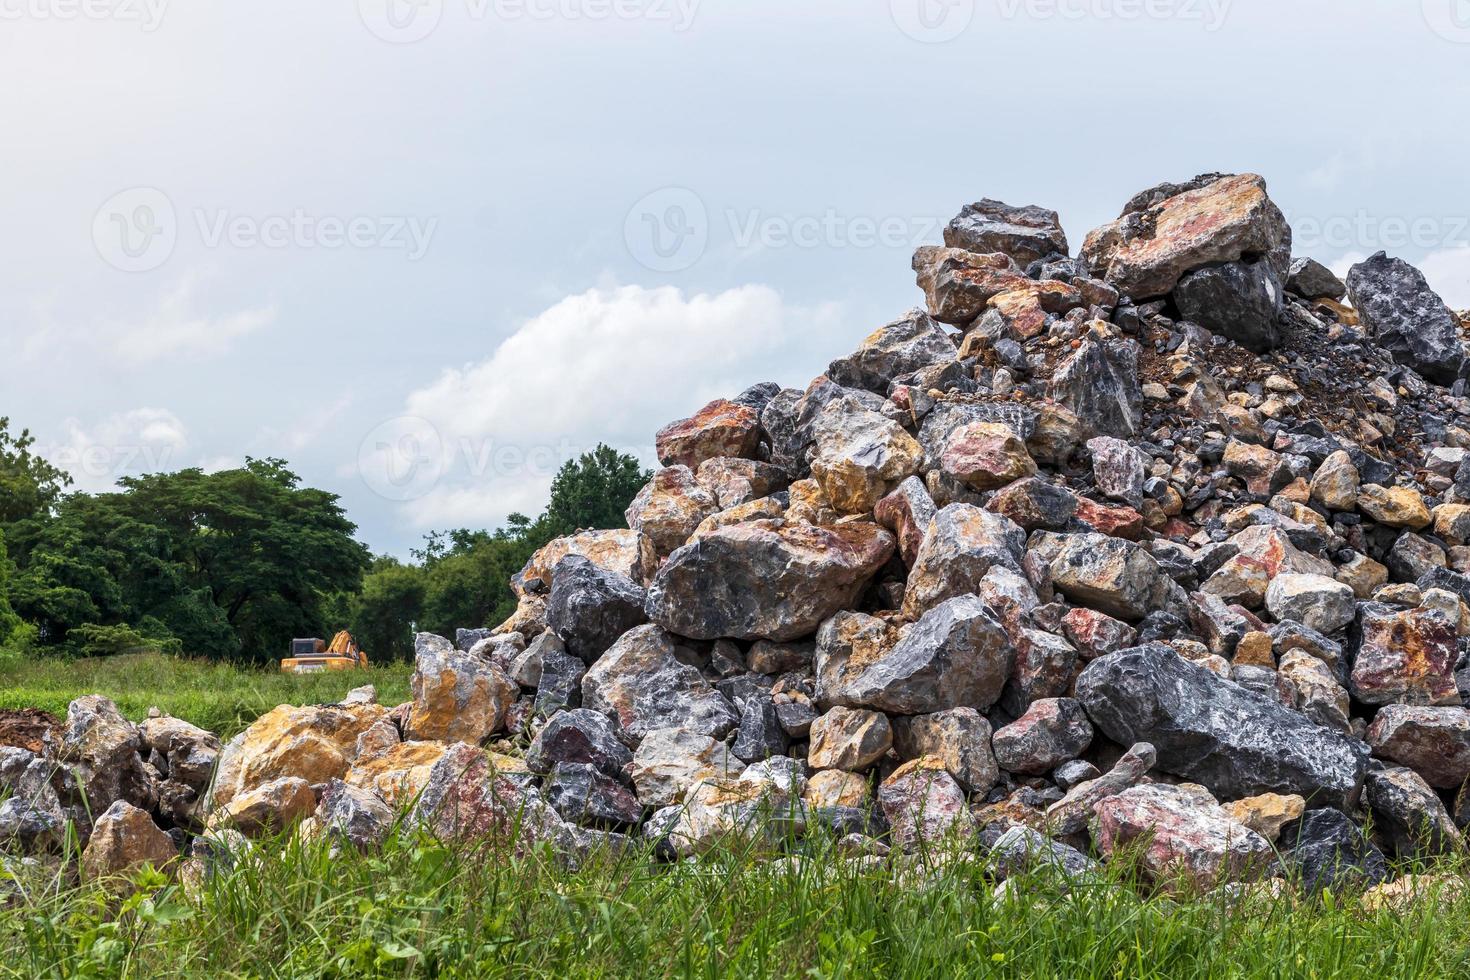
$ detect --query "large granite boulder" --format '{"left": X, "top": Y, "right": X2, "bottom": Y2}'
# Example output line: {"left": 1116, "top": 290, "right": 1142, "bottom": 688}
{"left": 646, "top": 520, "right": 894, "bottom": 642}
{"left": 826, "top": 309, "right": 958, "bottom": 394}
{"left": 655, "top": 398, "right": 763, "bottom": 469}
{"left": 581, "top": 626, "right": 740, "bottom": 741}
{"left": 1093, "top": 782, "right": 1272, "bottom": 891}
{"left": 545, "top": 556, "right": 648, "bottom": 665}
{"left": 901, "top": 504, "right": 1025, "bottom": 618}
{"left": 944, "top": 198, "right": 1069, "bottom": 267}
{"left": 1047, "top": 327, "right": 1142, "bottom": 439}
{"left": 816, "top": 595, "right": 1012, "bottom": 715}
{"left": 1035, "top": 532, "right": 1183, "bottom": 622}
{"left": 1172, "top": 258, "right": 1283, "bottom": 354}
{"left": 1080, "top": 173, "right": 1290, "bottom": 300}
{"left": 406, "top": 633, "right": 517, "bottom": 744}
{"left": 1346, "top": 252, "right": 1464, "bottom": 385}
{"left": 1076, "top": 644, "right": 1370, "bottom": 807}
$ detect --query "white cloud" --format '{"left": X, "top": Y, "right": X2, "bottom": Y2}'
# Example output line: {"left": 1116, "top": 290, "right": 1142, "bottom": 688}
{"left": 1418, "top": 247, "right": 1470, "bottom": 309}
{"left": 277, "top": 395, "right": 355, "bottom": 452}
{"left": 110, "top": 276, "right": 277, "bottom": 365}
{"left": 376, "top": 283, "right": 848, "bottom": 531}
{"left": 40, "top": 408, "right": 190, "bottom": 493}
{"left": 199, "top": 455, "right": 242, "bottom": 474}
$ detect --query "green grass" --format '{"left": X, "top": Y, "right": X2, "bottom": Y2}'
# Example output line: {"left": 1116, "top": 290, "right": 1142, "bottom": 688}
{"left": 1, "top": 829, "right": 1467, "bottom": 978}
{"left": 0, "top": 651, "right": 413, "bottom": 739}
{"left": 1, "top": 652, "right": 1466, "bottom": 977}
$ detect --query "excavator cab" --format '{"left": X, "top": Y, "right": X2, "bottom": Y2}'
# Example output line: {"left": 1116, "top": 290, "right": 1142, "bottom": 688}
{"left": 280, "top": 630, "right": 368, "bottom": 674}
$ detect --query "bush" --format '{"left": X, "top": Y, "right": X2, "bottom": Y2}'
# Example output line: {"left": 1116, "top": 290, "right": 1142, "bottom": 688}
{"left": 64, "top": 622, "right": 183, "bottom": 658}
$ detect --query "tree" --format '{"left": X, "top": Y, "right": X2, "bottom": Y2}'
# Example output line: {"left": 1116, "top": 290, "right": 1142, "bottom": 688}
{"left": 0, "top": 417, "right": 72, "bottom": 526}
{"left": 332, "top": 556, "right": 425, "bottom": 663}
{"left": 0, "top": 530, "right": 34, "bottom": 650}
{"left": 358, "top": 444, "right": 651, "bottom": 649}
{"left": 6, "top": 458, "right": 369, "bottom": 662}
{"left": 527, "top": 445, "right": 651, "bottom": 546}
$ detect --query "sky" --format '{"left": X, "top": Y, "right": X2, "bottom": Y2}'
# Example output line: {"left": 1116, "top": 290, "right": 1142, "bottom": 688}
{"left": 5, "top": 0, "right": 1470, "bottom": 557}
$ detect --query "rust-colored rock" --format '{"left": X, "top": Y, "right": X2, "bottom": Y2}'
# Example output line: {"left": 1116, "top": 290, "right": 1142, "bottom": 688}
{"left": 209, "top": 701, "right": 387, "bottom": 812}
{"left": 406, "top": 634, "right": 518, "bottom": 744}
{"left": 941, "top": 422, "right": 1038, "bottom": 491}
{"left": 81, "top": 801, "right": 177, "bottom": 881}
{"left": 344, "top": 740, "right": 452, "bottom": 807}
{"left": 516, "top": 528, "right": 658, "bottom": 595}
{"left": 625, "top": 466, "right": 720, "bottom": 556}
{"left": 1081, "top": 174, "right": 1289, "bottom": 300}
{"left": 1351, "top": 604, "right": 1460, "bottom": 707}
{"left": 208, "top": 776, "right": 316, "bottom": 837}
{"left": 655, "top": 398, "right": 763, "bottom": 469}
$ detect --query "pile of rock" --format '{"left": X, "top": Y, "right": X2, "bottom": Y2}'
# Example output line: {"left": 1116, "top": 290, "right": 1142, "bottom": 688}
{"left": 10, "top": 172, "right": 1470, "bottom": 899}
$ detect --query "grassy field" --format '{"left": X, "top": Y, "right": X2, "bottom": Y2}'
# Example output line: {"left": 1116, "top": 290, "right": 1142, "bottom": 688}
{"left": 0, "top": 651, "right": 413, "bottom": 738}
{"left": 1, "top": 653, "right": 1466, "bottom": 978}
{"left": 1, "top": 829, "right": 1466, "bottom": 978}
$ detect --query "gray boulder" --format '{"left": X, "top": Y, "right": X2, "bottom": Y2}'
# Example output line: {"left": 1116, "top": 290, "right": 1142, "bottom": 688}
{"left": 818, "top": 595, "right": 1012, "bottom": 715}
{"left": 1172, "top": 258, "right": 1283, "bottom": 353}
{"left": 1346, "top": 252, "right": 1464, "bottom": 385}
{"left": 1277, "top": 808, "right": 1388, "bottom": 894}
{"left": 581, "top": 626, "right": 740, "bottom": 741}
{"left": 1047, "top": 330, "right": 1142, "bottom": 439}
{"left": 646, "top": 520, "right": 894, "bottom": 642}
{"left": 826, "top": 309, "right": 957, "bottom": 394}
{"left": 1036, "top": 532, "right": 1184, "bottom": 623}
{"left": 525, "top": 709, "right": 634, "bottom": 779}
{"left": 1075, "top": 644, "right": 1370, "bottom": 808}
{"left": 944, "top": 198, "right": 1069, "bottom": 267}
{"left": 1286, "top": 257, "right": 1346, "bottom": 300}
{"left": 546, "top": 556, "right": 648, "bottom": 665}
{"left": 1364, "top": 766, "right": 1463, "bottom": 859}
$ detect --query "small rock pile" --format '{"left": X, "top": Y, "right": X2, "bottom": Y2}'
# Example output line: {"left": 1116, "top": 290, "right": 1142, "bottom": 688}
{"left": 11, "top": 172, "right": 1470, "bottom": 901}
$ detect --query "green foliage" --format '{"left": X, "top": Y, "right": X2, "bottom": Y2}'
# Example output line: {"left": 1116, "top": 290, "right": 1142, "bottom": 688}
{"left": 0, "top": 417, "right": 71, "bottom": 525}
{"left": 64, "top": 621, "right": 182, "bottom": 658}
{"left": 530, "top": 443, "right": 652, "bottom": 543}
{"left": 0, "top": 652, "right": 411, "bottom": 739}
{"left": 5, "top": 457, "right": 369, "bottom": 662}
{"left": 0, "top": 411, "right": 645, "bottom": 665}
{"left": 0, "top": 530, "right": 33, "bottom": 652}
{"left": 337, "top": 556, "right": 427, "bottom": 663}
{"left": 4, "top": 823, "right": 1470, "bottom": 977}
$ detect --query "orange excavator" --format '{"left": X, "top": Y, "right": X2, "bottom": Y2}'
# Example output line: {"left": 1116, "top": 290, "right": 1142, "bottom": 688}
{"left": 280, "top": 630, "right": 368, "bottom": 674}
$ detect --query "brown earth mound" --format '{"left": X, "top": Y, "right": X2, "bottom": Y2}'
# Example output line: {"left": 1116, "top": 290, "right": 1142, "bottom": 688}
{"left": 0, "top": 709, "right": 60, "bottom": 755}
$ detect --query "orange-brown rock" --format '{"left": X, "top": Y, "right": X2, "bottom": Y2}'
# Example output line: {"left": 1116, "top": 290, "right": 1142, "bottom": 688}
{"left": 655, "top": 398, "right": 762, "bottom": 469}
{"left": 406, "top": 633, "right": 518, "bottom": 744}
{"left": 81, "top": 801, "right": 178, "bottom": 882}
{"left": 207, "top": 776, "right": 317, "bottom": 837}
{"left": 209, "top": 701, "right": 387, "bottom": 811}
{"left": 515, "top": 528, "right": 658, "bottom": 595}
{"left": 344, "top": 740, "right": 452, "bottom": 807}
{"left": 1080, "top": 174, "right": 1289, "bottom": 300}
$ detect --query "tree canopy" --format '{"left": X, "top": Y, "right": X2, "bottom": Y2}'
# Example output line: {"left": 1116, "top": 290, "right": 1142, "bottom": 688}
{"left": 4, "top": 458, "right": 369, "bottom": 662}
{"left": 0, "top": 413, "right": 648, "bottom": 664}
{"left": 0, "top": 418, "right": 71, "bottom": 525}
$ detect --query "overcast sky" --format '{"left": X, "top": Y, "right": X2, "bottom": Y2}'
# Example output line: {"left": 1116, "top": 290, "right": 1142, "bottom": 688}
{"left": 5, "top": 0, "right": 1470, "bottom": 556}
